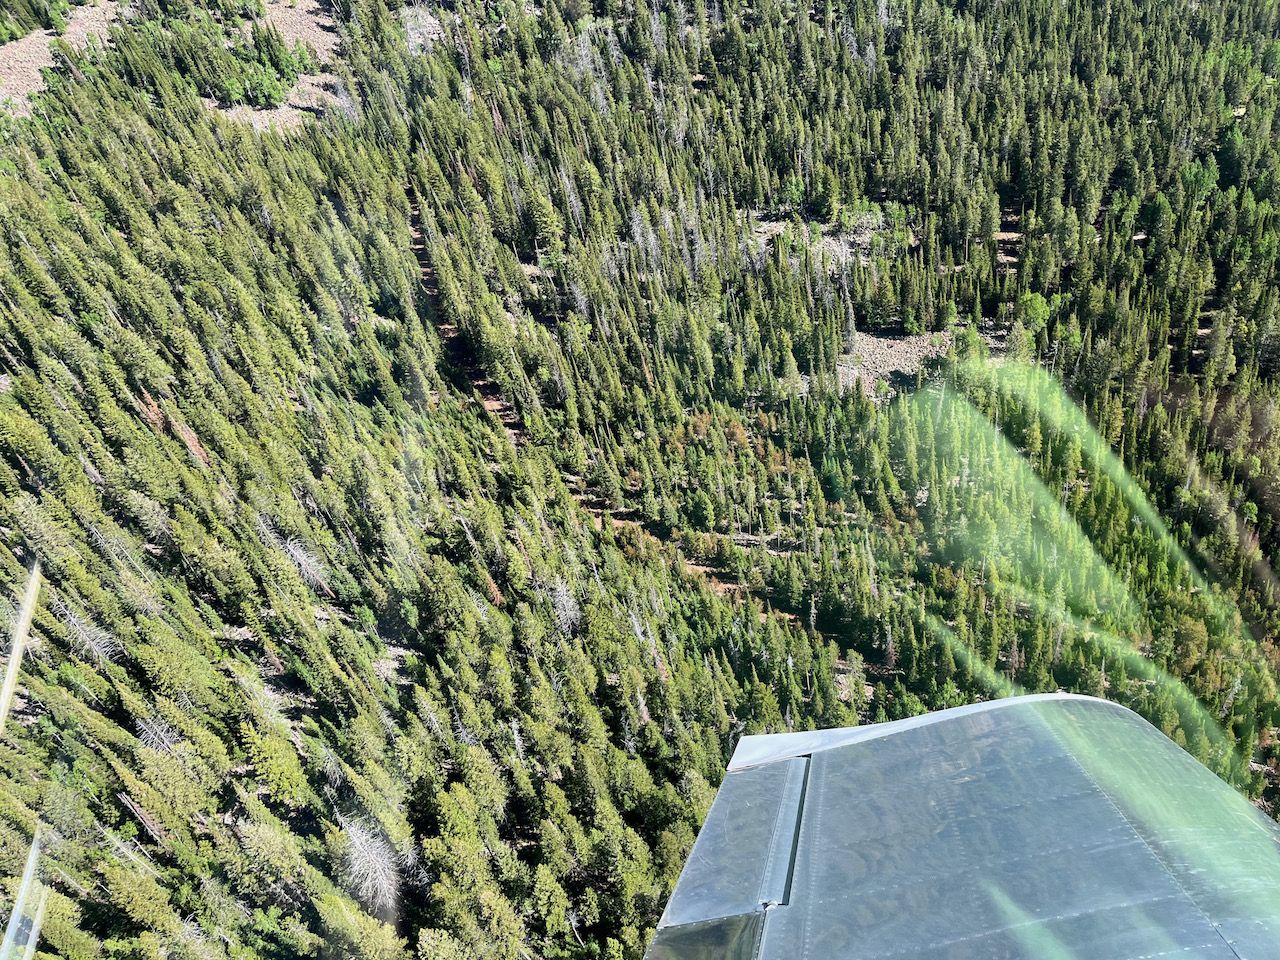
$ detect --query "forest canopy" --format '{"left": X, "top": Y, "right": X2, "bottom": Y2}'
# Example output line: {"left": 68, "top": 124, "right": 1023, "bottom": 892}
{"left": 3, "top": 0, "right": 1280, "bottom": 957}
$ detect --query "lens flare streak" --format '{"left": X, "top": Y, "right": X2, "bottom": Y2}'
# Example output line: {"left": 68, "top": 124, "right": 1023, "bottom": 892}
{"left": 0, "top": 563, "right": 42, "bottom": 737}
{"left": 0, "top": 827, "right": 42, "bottom": 960}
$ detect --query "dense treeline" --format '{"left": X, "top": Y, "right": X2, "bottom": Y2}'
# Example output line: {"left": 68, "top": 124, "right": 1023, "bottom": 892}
{"left": 2, "top": 0, "right": 1280, "bottom": 958}
{"left": 400, "top": 0, "right": 1280, "bottom": 752}
{"left": 0, "top": 0, "right": 66, "bottom": 40}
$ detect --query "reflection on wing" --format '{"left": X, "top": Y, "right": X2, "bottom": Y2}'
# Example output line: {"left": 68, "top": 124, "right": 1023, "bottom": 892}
{"left": 648, "top": 695, "right": 1280, "bottom": 960}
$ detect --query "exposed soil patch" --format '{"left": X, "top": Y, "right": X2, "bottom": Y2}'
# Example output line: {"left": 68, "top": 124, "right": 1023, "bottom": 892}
{"left": 63, "top": 0, "right": 119, "bottom": 45}
{"left": 684, "top": 561, "right": 750, "bottom": 599}
{"left": 837, "top": 331, "right": 952, "bottom": 397}
{"left": 210, "top": 0, "right": 344, "bottom": 131}
{"left": 750, "top": 218, "right": 788, "bottom": 245}
{"left": 747, "top": 208, "right": 915, "bottom": 268}
{"left": 400, "top": 3, "right": 445, "bottom": 53}
{"left": 0, "top": 0, "right": 118, "bottom": 116}
{"left": 995, "top": 206, "right": 1022, "bottom": 267}
{"left": 257, "top": 0, "right": 339, "bottom": 62}
{"left": 208, "top": 73, "right": 349, "bottom": 132}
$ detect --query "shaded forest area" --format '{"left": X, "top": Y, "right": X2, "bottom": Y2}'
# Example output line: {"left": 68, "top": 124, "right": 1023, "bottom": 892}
{"left": 4, "top": 0, "right": 1280, "bottom": 958}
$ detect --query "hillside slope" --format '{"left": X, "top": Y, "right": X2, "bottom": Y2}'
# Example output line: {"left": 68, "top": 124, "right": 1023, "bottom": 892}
{"left": 2, "top": 0, "right": 1280, "bottom": 958}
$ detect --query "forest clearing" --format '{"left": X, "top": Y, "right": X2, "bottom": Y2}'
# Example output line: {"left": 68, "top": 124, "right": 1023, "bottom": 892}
{"left": 0, "top": 0, "right": 117, "bottom": 115}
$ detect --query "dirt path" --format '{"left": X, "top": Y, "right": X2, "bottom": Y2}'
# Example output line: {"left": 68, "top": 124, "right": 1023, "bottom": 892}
{"left": 409, "top": 203, "right": 524, "bottom": 445}
{"left": 407, "top": 202, "right": 797, "bottom": 614}
{"left": 995, "top": 207, "right": 1022, "bottom": 267}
